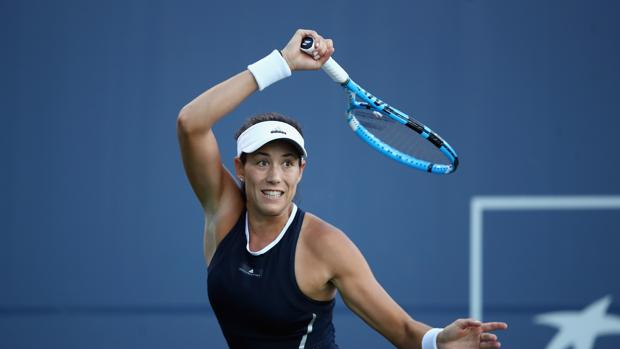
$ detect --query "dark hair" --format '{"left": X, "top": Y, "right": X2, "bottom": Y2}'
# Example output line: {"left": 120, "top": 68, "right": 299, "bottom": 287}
{"left": 235, "top": 112, "right": 304, "bottom": 164}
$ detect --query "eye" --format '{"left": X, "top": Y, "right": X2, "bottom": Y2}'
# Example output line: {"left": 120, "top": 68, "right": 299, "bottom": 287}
{"left": 256, "top": 159, "right": 269, "bottom": 167}
{"left": 283, "top": 159, "right": 295, "bottom": 168}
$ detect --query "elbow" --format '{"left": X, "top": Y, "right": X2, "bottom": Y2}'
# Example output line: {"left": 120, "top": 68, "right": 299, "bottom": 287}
{"left": 176, "top": 107, "right": 190, "bottom": 134}
{"left": 176, "top": 105, "right": 197, "bottom": 136}
{"left": 177, "top": 102, "right": 216, "bottom": 136}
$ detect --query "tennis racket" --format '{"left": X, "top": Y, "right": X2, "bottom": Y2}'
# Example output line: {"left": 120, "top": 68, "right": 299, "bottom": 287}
{"left": 301, "top": 37, "right": 459, "bottom": 174}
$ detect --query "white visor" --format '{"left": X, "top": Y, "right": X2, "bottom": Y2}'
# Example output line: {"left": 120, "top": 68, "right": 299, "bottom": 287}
{"left": 236, "top": 120, "right": 307, "bottom": 158}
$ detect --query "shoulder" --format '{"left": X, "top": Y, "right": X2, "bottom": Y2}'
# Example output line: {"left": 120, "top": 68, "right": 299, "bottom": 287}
{"left": 301, "top": 212, "right": 346, "bottom": 245}
{"left": 299, "top": 212, "right": 361, "bottom": 265}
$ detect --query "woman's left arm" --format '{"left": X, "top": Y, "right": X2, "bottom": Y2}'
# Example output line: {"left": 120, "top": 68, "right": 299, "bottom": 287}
{"left": 315, "top": 227, "right": 507, "bottom": 349}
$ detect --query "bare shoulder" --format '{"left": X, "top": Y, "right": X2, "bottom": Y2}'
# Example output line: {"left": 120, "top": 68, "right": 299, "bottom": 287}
{"left": 300, "top": 212, "right": 359, "bottom": 262}
{"left": 302, "top": 213, "right": 346, "bottom": 244}
{"left": 298, "top": 212, "right": 372, "bottom": 289}
{"left": 296, "top": 212, "right": 363, "bottom": 295}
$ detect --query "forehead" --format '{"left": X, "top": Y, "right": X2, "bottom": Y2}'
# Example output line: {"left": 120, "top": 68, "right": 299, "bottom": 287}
{"left": 248, "top": 139, "right": 302, "bottom": 158}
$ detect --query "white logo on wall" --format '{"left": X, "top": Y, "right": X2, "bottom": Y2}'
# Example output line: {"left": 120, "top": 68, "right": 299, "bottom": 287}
{"left": 534, "top": 295, "right": 620, "bottom": 349}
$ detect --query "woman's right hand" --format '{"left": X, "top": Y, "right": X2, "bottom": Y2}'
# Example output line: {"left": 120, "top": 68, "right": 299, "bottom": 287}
{"left": 281, "top": 29, "right": 334, "bottom": 71}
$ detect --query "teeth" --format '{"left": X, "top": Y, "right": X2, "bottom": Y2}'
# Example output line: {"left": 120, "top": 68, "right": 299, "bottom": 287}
{"left": 262, "top": 190, "right": 283, "bottom": 198}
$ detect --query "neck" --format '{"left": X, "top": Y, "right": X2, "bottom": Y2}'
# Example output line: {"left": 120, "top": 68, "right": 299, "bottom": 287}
{"left": 247, "top": 203, "right": 294, "bottom": 242}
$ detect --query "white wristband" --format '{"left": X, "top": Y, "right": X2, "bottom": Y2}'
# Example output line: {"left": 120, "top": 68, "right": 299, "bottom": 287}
{"left": 247, "top": 49, "right": 292, "bottom": 91}
{"left": 422, "top": 328, "right": 442, "bottom": 349}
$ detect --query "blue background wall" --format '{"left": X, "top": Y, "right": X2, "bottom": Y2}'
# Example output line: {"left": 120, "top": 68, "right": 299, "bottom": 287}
{"left": 2, "top": 0, "right": 619, "bottom": 348}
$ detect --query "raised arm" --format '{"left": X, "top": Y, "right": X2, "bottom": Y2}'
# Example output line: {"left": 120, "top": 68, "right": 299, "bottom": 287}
{"left": 177, "top": 70, "right": 257, "bottom": 212}
{"left": 177, "top": 69, "right": 258, "bottom": 264}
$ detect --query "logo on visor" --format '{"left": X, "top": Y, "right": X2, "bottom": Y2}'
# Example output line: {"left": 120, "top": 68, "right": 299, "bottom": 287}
{"left": 270, "top": 127, "right": 287, "bottom": 135}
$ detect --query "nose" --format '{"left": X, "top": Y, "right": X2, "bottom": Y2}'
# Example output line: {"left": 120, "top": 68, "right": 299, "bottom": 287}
{"left": 266, "top": 165, "right": 282, "bottom": 184}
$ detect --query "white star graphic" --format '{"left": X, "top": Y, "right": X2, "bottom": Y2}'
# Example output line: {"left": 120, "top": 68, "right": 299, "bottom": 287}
{"left": 534, "top": 295, "right": 620, "bottom": 349}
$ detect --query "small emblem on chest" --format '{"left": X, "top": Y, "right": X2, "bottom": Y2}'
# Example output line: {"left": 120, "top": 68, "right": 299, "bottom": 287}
{"left": 238, "top": 265, "right": 262, "bottom": 278}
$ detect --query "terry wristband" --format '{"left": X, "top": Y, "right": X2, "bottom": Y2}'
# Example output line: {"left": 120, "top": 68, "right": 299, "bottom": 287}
{"left": 247, "top": 49, "right": 292, "bottom": 91}
{"left": 421, "top": 328, "right": 442, "bottom": 349}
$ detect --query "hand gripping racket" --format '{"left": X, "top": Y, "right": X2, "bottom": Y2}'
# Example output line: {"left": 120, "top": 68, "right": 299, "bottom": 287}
{"left": 301, "top": 37, "right": 459, "bottom": 174}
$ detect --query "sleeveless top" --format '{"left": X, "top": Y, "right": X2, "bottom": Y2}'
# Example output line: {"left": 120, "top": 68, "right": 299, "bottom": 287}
{"left": 207, "top": 205, "right": 338, "bottom": 349}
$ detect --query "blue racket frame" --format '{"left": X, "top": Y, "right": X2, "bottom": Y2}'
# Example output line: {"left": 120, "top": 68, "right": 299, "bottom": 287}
{"left": 343, "top": 79, "right": 459, "bottom": 174}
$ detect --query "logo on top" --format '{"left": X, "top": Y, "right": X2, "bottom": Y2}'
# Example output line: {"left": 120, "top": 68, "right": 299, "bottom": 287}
{"left": 270, "top": 127, "right": 287, "bottom": 135}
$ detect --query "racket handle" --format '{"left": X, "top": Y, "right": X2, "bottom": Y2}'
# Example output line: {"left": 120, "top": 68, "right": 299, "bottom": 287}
{"left": 321, "top": 58, "right": 349, "bottom": 84}
{"left": 300, "top": 37, "right": 349, "bottom": 84}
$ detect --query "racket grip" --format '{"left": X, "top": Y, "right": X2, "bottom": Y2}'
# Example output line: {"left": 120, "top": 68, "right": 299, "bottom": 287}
{"left": 321, "top": 58, "right": 349, "bottom": 84}
{"left": 300, "top": 36, "right": 349, "bottom": 84}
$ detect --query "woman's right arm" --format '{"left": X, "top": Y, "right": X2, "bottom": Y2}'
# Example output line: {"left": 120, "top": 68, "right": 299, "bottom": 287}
{"left": 177, "top": 70, "right": 257, "bottom": 262}
{"left": 177, "top": 70, "right": 257, "bottom": 212}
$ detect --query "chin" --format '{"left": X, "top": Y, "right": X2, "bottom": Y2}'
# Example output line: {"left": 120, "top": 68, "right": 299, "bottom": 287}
{"left": 255, "top": 200, "right": 291, "bottom": 216}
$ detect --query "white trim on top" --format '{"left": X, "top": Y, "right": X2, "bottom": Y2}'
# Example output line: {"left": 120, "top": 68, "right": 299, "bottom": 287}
{"left": 245, "top": 204, "right": 298, "bottom": 256}
{"left": 298, "top": 313, "right": 317, "bottom": 349}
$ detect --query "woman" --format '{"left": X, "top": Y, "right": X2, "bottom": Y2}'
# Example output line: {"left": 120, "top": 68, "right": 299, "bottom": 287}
{"left": 177, "top": 29, "right": 507, "bottom": 349}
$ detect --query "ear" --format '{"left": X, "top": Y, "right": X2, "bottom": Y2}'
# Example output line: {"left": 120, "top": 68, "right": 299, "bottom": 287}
{"left": 297, "top": 158, "right": 306, "bottom": 183}
{"left": 234, "top": 156, "right": 245, "bottom": 182}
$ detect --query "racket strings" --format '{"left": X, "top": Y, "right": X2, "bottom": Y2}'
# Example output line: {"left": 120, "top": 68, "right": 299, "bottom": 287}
{"left": 350, "top": 108, "right": 448, "bottom": 165}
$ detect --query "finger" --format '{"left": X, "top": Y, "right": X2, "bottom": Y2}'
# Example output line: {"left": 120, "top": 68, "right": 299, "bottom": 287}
{"left": 318, "top": 47, "right": 334, "bottom": 65}
{"left": 318, "top": 42, "right": 334, "bottom": 64}
{"left": 318, "top": 36, "right": 330, "bottom": 56}
{"left": 315, "top": 41, "right": 324, "bottom": 57}
{"left": 480, "top": 341, "right": 501, "bottom": 349}
{"left": 481, "top": 322, "right": 508, "bottom": 332}
{"left": 314, "top": 34, "right": 326, "bottom": 59}
{"left": 324, "top": 39, "right": 333, "bottom": 54}
{"left": 481, "top": 333, "right": 498, "bottom": 342}
{"left": 455, "top": 318, "right": 482, "bottom": 329}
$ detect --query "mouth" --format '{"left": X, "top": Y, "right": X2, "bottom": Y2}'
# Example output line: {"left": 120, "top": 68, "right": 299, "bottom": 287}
{"left": 261, "top": 190, "right": 284, "bottom": 199}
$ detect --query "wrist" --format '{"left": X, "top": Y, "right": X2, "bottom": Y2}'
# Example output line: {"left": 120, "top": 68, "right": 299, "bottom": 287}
{"left": 279, "top": 50, "right": 294, "bottom": 71}
{"left": 247, "top": 49, "right": 292, "bottom": 91}
{"left": 421, "top": 328, "right": 442, "bottom": 349}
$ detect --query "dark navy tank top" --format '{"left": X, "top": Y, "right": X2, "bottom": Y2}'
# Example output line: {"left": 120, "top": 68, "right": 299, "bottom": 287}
{"left": 207, "top": 205, "right": 338, "bottom": 349}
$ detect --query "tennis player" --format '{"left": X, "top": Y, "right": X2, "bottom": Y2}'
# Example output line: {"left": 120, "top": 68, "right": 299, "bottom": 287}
{"left": 177, "top": 29, "right": 507, "bottom": 349}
